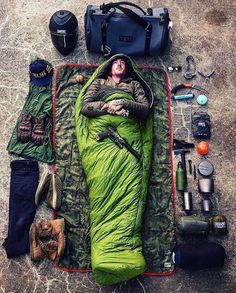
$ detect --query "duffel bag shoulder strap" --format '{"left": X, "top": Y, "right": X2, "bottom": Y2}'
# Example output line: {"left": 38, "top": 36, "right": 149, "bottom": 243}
{"left": 100, "top": 2, "right": 152, "bottom": 56}
{"left": 100, "top": 2, "right": 147, "bottom": 15}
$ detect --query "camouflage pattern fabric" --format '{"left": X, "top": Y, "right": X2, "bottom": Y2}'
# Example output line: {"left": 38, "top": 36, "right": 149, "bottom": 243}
{"left": 140, "top": 69, "right": 175, "bottom": 273}
{"left": 54, "top": 65, "right": 175, "bottom": 273}
{"left": 7, "top": 82, "right": 54, "bottom": 163}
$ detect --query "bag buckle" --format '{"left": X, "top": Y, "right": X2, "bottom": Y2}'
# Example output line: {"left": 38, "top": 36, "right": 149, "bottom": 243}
{"left": 168, "top": 21, "right": 173, "bottom": 30}
{"left": 160, "top": 13, "right": 165, "bottom": 23}
{"left": 101, "top": 45, "right": 111, "bottom": 56}
{"left": 145, "top": 23, "right": 151, "bottom": 32}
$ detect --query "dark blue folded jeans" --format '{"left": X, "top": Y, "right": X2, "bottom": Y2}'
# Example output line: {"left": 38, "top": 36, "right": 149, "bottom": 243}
{"left": 3, "top": 160, "right": 39, "bottom": 258}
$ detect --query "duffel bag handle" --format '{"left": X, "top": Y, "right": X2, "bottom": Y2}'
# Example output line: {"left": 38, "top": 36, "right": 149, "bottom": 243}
{"left": 100, "top": 2, "right": 153, "bottom": 56}
{"left": 101, "top": 2, "right": 150, "bottom": 30}
{"left": 115, "top": 5, "right": 149, "bottom": 29}
{"left": 100, "top": 2, "right": 147, "bottom": 15}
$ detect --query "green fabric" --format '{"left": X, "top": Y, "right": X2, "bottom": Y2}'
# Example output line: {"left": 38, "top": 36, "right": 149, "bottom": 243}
{"left": 7, "top": 79, "right": 54, "bottom": 163}
{"left": 54, "top": 62, "right": 175, "bottom": 276}
{"left": 74, "top": 55, "right": 153, "bottom": 286}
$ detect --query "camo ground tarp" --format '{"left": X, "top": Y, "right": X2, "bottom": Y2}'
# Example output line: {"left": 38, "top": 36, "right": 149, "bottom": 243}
{"left": 53, "top": 64, "right": 175, "bottom": 274}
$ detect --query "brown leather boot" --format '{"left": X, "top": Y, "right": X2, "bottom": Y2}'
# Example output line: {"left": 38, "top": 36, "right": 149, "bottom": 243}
{"left": 48, "top": 218, "right": 66, "bottom": 263}
{"left": 17, "top": 113, "right": 33, "bottom": 143}
{"left": 31, "top": 115, "right": 45, "bottom": 145}
{"left": 29, "top": 219, "right": 65, "bottom": 263}
{"left": 29, "top": 222, "right": 46, "bottom": 261}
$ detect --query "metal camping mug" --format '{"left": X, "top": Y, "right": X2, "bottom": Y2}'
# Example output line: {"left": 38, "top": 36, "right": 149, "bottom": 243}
{"left": 198, "top": 178, "right": 214, "bottom": 194}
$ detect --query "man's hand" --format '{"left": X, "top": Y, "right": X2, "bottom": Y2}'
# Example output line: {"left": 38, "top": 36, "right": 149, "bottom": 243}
{"left": 102, "top": 102, "right": 122, "bottom": 113}
{"left": 101, "top": 100, "right": 129, "bottom": 117}
{"left": 115, "top": 109, "right": 129, "bottom": 117}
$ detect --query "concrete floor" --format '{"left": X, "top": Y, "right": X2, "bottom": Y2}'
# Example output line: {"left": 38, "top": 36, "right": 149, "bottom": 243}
{"left": 0, "top": 0, "right": 235, "bottom": 292}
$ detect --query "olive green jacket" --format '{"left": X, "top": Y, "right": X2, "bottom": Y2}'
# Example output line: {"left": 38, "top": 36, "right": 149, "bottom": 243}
{"left": 81, "top": 76, "right": 150, "bottom": 120}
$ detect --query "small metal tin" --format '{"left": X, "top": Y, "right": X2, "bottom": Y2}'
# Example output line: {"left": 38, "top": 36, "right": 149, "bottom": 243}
{"left": 198, "top": 160, "right": 214, "bottom": 177}
{"left": 202, "top": 198, "right": 211, "bottom": 212}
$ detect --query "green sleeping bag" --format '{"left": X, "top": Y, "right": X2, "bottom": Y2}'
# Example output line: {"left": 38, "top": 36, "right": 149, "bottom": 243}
{"left": 75, "top": 55, "right": 153, "bottom": 286}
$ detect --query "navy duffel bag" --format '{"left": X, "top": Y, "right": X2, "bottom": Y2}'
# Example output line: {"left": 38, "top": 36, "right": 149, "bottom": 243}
{"left": 84, "top": 1, "right": 171, "bottom": 56}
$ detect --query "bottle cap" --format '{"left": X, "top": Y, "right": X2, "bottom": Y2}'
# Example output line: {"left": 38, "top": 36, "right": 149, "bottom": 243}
{"left": 197, "top": 95, "right": 208, "bottom": 106}
{"left": 177, "top": 161, "right": 183, "bottom": 168}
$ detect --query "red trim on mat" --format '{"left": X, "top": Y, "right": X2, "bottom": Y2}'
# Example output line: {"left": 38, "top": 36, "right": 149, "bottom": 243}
{"left": 53, "top": 263, "right": 91, "bottom": 273}
{"left": 52, "top": 64, "right": 177, "bottom": 276}
{"left": 61, "top": 63, "right": 98, "bottom": 68}
{"left": 143, "top": 268, "right": 179, "bottom": 276}
{"left": 139, "top": 65, "right": 162, "bottom": 70}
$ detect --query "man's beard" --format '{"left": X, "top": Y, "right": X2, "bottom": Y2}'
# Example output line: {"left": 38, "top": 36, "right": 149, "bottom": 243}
{"left": 115, "top": 67, "right": 126, "bottom": 76}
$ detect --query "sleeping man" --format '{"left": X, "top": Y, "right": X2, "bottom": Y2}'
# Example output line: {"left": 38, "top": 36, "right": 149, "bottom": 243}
{"left": 81, "top": 57, "right": 150, "bottom": 120}
{"left": 75, "top": 54, "right": 153, "bottom": 287}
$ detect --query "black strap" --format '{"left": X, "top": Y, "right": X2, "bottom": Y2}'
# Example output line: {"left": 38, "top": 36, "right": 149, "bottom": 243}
{"left": 115, "top": 5, "right": 148, "bottom": 28}
{"left": 101, "top": 9, "right": 116, "bottom": 56}
{"left": 144, "top": 24, "right": 153, "bottom": 56}
{"left": 101, "top": 2, "right": 146, "bottom": 15}
{"left": 101, "top": 20, "right": 110, "bottom": 56}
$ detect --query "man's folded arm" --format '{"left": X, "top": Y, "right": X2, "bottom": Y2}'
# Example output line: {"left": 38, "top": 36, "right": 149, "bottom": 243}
{"left": 122, "top": 81, "right": 150, "bottom": 120}
{"left": 81, "top": 80, "right": 107, "bottom": 117}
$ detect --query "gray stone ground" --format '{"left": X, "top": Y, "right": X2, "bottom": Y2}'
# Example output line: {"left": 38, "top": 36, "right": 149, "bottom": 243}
{"left": 0, "top": 0, "right": 235, "bottom": 292}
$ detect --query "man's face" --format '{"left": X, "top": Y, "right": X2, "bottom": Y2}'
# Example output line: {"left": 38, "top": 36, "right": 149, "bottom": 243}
{"left": 111, "top": 59, "right": 127, "bottom": 78}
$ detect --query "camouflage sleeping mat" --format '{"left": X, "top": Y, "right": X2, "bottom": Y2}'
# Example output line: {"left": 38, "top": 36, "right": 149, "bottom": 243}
{"left": 53, "top": 64, "right": 176, "bottom": 275}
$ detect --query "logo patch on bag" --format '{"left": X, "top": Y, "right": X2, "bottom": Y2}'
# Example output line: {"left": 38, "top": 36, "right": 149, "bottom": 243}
{"left": 214, "top": 222, "right": 226, "bottom": 229}
{"left": 119, "top": 36, "right": 133, "bottom": 43}
{"left": 164, "top": 262, "right": 172, "bottom": 268}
